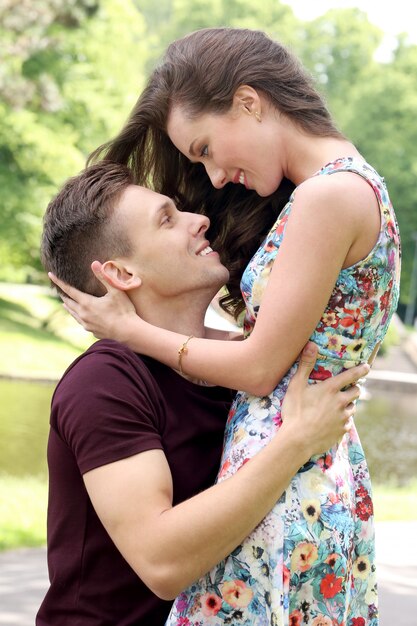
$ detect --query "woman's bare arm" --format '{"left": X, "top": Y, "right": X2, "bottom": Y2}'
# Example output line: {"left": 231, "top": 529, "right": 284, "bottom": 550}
{"left": 54, "top": 174, "right": 379, "bottom": 395}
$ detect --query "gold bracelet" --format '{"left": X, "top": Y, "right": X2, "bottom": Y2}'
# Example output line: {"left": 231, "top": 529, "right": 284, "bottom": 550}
{"left": 178, "top": 335, "right": 194, "bottom": 375}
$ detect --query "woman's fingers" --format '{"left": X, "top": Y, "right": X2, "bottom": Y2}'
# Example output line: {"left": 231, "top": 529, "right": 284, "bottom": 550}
{"left": 48, "top": 272, "right": 84, "bottom": 303}
{"left": 62, "top": 302, "right": 83, "bottom": 325}
{"left": 332, "top": 363, "right": 370, "bottom": 391}
{"left": 91, "top": 261, "right": 112, "bottom": 290}
{"left": 340, "top": 383, "right": 361, "bottom": 405}
{"left": 294, "top": 342, "right": 318, "bottom": 385}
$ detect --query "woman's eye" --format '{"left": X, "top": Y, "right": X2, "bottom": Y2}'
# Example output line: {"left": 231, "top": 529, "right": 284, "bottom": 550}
{"left": 161, "top": 215, "right": 172, "bottom": 226}
{"left": 200, "top": 145, "right": 208, "bottom": 158}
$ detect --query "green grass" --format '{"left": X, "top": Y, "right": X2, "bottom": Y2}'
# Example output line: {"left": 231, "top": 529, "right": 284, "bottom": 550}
{"left": 0, "top": 475, "right": 47, "bottom": 550}
{"left": 0, "top": 282, "right": 93, "bottom": 379}
{"left": 0, "top": 475, "right": 415, "bottom": 552}
{"left": 373, "top": 480, "right": 417, "bottom": 522}
{"left": 0, "top": 282, "right": 415, "bottom": 551}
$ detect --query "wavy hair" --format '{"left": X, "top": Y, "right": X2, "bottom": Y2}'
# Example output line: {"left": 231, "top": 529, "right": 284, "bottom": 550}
{"left": 89, "top": 27, "right": 343, "bottom": 317}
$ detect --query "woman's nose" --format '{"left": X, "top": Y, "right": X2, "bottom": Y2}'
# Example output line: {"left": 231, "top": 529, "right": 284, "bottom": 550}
{"left": 205, "top": 164, "right": 227, "bottom": 189}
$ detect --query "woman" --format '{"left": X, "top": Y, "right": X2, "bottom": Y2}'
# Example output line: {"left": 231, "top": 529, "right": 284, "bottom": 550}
{"left": 55, "top": 28, "right": 401, "bottom": 626}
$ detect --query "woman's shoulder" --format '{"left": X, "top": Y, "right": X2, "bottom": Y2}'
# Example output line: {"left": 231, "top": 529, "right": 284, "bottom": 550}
{"left": 293, "top": 166, "right": 377, "bottom": 220}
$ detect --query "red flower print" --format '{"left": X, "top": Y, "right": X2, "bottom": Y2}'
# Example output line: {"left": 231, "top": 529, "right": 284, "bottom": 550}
{"left": 329, "top": 289, "right": 345, "bottom": 310}
{"left": 341, "top": 308, "right": 365, "bottom": 334}
{"left": 274, "top": 214, "right": 289, "bottom": 237}
{"left": 379, "top": 290, "right": 390, "bottom": 311}
{"left": 356, "top": 495, "right": 373, "bottom": 521}
{"left": 226, "top": 406, "right": 236, "bottom": 425}
{"left": 177, "top": 618, "right": 191, "bottom": 625}
{"left": 310, "top": 365, "right": 332, "bottom": 381}
{"left": 218, "top": 458, "right": 231, "bottom": 478}
{"left": 319, "top": 572, "right": 343, "bottom": 599}
{"left": 317, "top": 453, "right": 333, "bottom": 472}
{"left": 359, "top": 276, "right": 373, "bottom": 292}
{"left": 351, "top": 618, "right": 366, "bottom": 626}
{"left": 364, "top": 300, "right": 375, "bottom": 317}
{"left": 200, "top": 592, "right": 222, "bottom": 617}
{"left": 325, "top": 553, "right": 339, "bottom": 568}
{"left": 387, "top": 219, "right": 396, "bottom": 238}
{"left": 355, "top": 485, "right": 368, "bottom": 499}
{"left": 265, "top": 239, "right": 276, "bottom": 252}
{"left": 283, "top": 564, "right": 290, "bottom": 588}
{"left": 289, "top": 608, "right": 303, "bottom": 626}
{"left": 243, "top": 321, "right": 251, "bottom": 334}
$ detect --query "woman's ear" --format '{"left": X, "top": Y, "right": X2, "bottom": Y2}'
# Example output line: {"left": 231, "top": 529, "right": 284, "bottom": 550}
{"left": 100, "top": 260, "right": 142, "bottom": 291}
{"left": 232, "top": 85, "right": 261, "bottom": 116}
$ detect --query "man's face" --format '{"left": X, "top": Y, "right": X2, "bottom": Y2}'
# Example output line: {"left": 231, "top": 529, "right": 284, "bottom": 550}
{"left": 115, "top": 185, "right": 229, "bottom": 298}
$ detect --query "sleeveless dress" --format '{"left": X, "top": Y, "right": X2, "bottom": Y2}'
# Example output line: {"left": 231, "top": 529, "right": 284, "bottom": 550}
{"left": 167, "top": 157, "right": 401, "bottom": 626}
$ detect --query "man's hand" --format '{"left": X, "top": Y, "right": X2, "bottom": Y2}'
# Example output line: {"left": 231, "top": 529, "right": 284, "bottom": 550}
{"left": 281, "top": 342, "right": 369, "bottom": 458}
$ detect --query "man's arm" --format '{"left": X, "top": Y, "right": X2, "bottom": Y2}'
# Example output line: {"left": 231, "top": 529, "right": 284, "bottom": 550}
{"left": 83, "top": 349, "right": 367, "bottom": 600}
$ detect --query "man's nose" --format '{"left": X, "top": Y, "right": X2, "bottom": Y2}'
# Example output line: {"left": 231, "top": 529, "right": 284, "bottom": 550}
{"left": 186, "top": 212, "right": 210, "bottom": 236}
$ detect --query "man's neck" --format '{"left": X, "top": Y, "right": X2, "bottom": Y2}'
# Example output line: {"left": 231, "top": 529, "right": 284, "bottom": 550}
{"left": 132, "top": 292, "right": 211, "bottom": 339}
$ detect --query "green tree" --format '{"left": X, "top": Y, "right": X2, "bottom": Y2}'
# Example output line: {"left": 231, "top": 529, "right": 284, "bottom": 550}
{"left": 0, "top": 0, "right": 148, "bottom": 280}
{"left": 298, "top": 8, "right": 382, "bottom": 125}
{"left": 293, "top": 11, "right": 416, "bottom": 308}
{"left": 2, "top": 0, "right": 415, "bottom": 315}
{"left": 341, "top": 38, "right": 417, "bottom": 305}
{"left": 135, "top": 0, "right": 300, "bottom": 70}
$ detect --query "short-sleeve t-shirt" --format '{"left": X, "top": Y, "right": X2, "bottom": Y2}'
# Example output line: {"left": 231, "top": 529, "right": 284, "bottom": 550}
{"left": 36, "top": 339, "right": 232, "bottom": 626}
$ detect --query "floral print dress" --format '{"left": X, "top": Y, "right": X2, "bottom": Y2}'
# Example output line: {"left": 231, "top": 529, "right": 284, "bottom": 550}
{"left": 167, "top": 157, "right": 401, "bottom": 626}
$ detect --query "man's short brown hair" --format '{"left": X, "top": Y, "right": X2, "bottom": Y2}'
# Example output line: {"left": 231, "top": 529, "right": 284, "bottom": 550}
{"left": 41, "top": 162, "right": 133, "bottom": 296}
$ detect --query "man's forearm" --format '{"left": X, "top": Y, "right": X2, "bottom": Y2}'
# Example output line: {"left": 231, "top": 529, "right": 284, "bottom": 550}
{"left": 126, "top": 422, "right": 310, "bottom": 600}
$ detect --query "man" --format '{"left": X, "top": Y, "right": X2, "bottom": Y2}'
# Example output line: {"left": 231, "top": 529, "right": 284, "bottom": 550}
{"left": 37, "top": 161, "right": 364, "bottom": 625}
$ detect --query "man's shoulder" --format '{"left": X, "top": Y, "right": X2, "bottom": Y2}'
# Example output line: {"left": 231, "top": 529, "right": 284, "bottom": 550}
{"left": 51, "top": 340, "right": 167, "bottom": 472}
{"left": 80, "top": 338, "right": 144, "bottom": 363}
{"left": 53, "top": 339, "right": 161, "bottom": 404}
{"left": 55, "top": 339, "right": 231, "bottom": 405}
{"left": 62, "top": 339, "right": 149, "bottom": 378}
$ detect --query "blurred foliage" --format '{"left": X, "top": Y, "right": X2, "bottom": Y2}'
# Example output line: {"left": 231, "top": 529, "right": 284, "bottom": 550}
{"left": 0, "top": 0, "right": 147, "bottom": 280}
{"left": 0, "top": 0, "right": 416, "bottom": 312}
{"left": 298, "top": 8, "right": 383, "bottom": 125}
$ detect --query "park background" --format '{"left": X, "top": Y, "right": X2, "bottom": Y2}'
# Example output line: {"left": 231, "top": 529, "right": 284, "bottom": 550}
{"left": 0, "top": 0, "right": 416, "bottom": 555}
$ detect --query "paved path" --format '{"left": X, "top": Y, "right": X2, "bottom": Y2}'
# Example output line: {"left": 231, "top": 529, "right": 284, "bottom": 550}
{"left": 375, "top": 522, "right": 417, "bottom": 626}
{"left": 0, "top": 522, "right": 416, "bottom": 625}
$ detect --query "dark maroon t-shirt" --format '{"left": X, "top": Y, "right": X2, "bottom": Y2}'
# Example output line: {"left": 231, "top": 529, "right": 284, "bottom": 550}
{"left": 36, "top": 339, "right": 232, "bottom": 626}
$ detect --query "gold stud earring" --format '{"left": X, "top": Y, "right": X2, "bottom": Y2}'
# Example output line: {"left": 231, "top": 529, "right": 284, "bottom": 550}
{"left": 255, "top": 111, "right": 262, "bottom": 123}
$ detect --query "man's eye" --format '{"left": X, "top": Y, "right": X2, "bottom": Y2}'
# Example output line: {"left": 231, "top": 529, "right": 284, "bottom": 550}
{"left": 161, "top": 215, "right": 171, "bottom": 225}
{"left": 200, "top": 145, "right": 208, "bottom": 158}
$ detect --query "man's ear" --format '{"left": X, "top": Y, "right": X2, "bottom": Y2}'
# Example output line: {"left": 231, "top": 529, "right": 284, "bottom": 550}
{"left": 100, "top": 260, "right": 142, "bottom": 291}
{"left": 232, "top": 84, "right": 261, "bottom": 116}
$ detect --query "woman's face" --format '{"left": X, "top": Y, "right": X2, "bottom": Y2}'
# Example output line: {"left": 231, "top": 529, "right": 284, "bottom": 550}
{"left": 166, "top": 88, "right": 285, "bottom": 197}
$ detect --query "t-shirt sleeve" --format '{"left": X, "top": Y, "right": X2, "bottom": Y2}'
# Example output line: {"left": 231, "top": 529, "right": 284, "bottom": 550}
{"left": 51, "top": 345, "right": 164, "bottom": 475}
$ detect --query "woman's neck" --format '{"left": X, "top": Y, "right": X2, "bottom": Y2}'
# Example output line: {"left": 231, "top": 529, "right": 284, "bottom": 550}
{"left": 285, "top": 134, "right": 361, "bottom": 186}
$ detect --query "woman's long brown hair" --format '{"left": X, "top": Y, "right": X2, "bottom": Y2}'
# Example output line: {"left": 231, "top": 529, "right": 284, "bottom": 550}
{"left": 89, "top": 27, "right": 343, "bottom": 318}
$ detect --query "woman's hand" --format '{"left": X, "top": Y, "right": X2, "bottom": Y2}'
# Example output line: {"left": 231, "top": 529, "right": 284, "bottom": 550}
{"left": 48, "top": 261, "right": 139, "bottom": 341}
{"left": 281, "top": 342, "right": 369, "bottom": 457}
